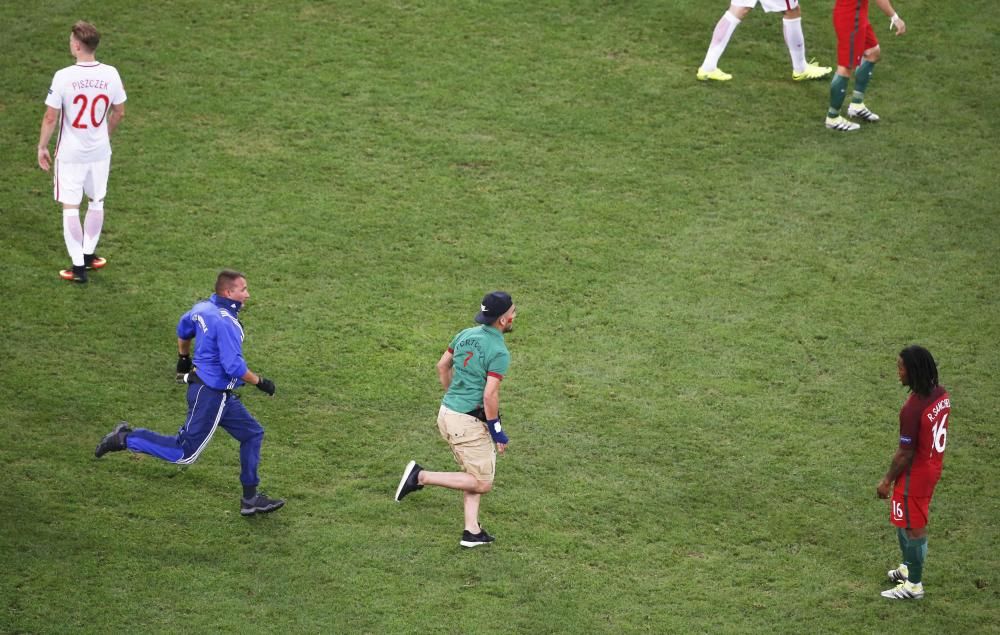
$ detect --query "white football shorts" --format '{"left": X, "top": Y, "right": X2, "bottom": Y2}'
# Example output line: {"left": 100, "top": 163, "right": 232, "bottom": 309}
{"left": 732, "top": 0, "right": 799, "bottom": 12}
{"left": 53, "top": 157, "right": 111, "bottom": 205}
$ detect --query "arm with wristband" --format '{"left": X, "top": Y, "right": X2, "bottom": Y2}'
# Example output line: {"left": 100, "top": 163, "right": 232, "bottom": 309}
{"left": 176, "top": 337, "right": 193, "bottom": 382}
{"left": 483, "top": 375, "right": 508, "bottom": 451}
{"left": 875, "top": 0, "right": 906, "bottom": 35}
{"left": 175, "top": 311, "right": 197, "bottom": 381}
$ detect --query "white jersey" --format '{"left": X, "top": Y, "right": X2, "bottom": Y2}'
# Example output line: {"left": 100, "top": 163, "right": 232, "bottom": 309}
{"left": 45, "top": 61, "right": 127, "bottom": 164}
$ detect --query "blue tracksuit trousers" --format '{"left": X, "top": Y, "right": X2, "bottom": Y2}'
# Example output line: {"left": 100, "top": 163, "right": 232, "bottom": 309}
{"left": 126, "top": 384, "right": 264, "bottom": 486}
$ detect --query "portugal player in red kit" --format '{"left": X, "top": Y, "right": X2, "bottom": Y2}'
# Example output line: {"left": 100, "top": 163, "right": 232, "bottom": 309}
{"left": 825, "top": 0, "right": 907, "bottom": 131}
{"left": 876, "top": 346, "right": 951, "bottom": 599}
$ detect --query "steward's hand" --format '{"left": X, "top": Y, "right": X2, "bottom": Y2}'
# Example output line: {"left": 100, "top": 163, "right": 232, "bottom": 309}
{"left": 256, "top": 376, "right": 276, "bottom": 396}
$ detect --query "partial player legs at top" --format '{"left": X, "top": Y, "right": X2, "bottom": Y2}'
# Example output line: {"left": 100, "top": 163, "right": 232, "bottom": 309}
{"left": 697, "top": 0, "right": 830, "bottom": 81}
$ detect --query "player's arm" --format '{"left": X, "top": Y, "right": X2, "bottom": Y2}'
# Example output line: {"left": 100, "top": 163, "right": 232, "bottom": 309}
{"left": 878, "top": 406, "right": 920, "bottom": 497}
{"left": 876, "top": 446, "right": 915, "bottom": 498}
{"left": 436, "top": 349, "right": 454, "bottom": 391}
{"left": 108, "top": 102, "right": 125, "bottom": 135}
{"left": 37, "top": 106, "right": 60, "bottom": 171}
{"left": 874, "top": 0, "right": 905, "bottom": 34}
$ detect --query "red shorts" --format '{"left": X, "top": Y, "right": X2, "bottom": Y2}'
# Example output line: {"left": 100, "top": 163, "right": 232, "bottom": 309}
{"left": 890, "top": 482, "right": 932, "bottom": 529}
{"left": 833, "top": 7, "right": 879, "bottom": 69}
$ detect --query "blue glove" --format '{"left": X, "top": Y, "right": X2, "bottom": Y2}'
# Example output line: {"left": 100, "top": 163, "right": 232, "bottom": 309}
{"left": 486, "top": 418, "right": 509, "bottom": 444}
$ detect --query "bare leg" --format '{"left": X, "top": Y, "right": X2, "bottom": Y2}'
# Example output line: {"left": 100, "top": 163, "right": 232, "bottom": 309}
{"left": 419, "top": 470, "right": 492, "bottom": 532}
{"left": 419, "top": 470, "right": 479, "bottom": 491}
{"left": 464, "top": 491, "right": 482, "bottom": 533}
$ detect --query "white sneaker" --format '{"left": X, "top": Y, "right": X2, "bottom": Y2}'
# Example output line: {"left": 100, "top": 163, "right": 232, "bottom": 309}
{"left": 881, "top": 581, "right": 924, "bottom": 600}
{"left": 825, "top": 115, "right": 860, "bottom": 131}
{"left": 888, "top": 563, "right": 909, "bottom": 583}
{"left": 847, "top": 102, "right": 880, "bottom": 122}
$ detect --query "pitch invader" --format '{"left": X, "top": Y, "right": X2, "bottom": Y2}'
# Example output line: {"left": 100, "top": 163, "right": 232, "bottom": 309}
{"left": 697, "top": 0, "right": 832, "bottom": 82}
{"left": 876, "top": 346, "right": 951, "bottom": 600}
{"left": 37, "top": 21, "right": 126, "bottom": 283}
{"left": 825, "top": 0, "right": 906, "bottom": 131}
{"left": 395, "top": 292, "right": 517, "bottom": 548}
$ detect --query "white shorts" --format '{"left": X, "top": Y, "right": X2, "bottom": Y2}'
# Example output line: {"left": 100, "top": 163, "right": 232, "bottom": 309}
{"left": 732, "top": 0, "right": 798, "bottom": 12}
{"left": 53, "top": 157, "right": 110, "bottom": 206}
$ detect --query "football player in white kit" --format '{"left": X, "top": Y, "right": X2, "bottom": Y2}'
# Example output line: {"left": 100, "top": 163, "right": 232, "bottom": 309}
{"left": 37, "top": 21, "right": 126, "bottom": 283}
{"left": 697, "top": 0, "right": 832, "bottom": 82}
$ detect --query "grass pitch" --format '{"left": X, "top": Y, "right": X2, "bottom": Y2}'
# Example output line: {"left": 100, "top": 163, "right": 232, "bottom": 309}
{"left": 2, "top": 1, "right": 998, "bottom": 632}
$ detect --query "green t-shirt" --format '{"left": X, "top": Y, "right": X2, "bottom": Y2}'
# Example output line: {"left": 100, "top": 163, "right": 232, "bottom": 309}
{"left": 442, "top": 325, "right": 511, "bottom": 413}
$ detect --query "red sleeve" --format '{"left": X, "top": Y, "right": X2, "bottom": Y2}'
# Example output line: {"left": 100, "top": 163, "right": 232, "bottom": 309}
{"left": 898, "top": 396, "right": 920, "bottom": 448}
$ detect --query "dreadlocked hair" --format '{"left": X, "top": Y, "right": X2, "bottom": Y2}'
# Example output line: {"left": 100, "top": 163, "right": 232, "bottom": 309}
{"left": 899, "top": 345, "right": 939, "bottom": 397}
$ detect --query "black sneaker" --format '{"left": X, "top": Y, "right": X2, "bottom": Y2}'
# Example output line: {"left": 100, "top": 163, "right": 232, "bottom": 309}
{"left": 95, "top": 421, "right": 131, "bottom": 457}
{"left": 59, "top": 265, "right": 88, "bottom": 284}
{"left": 241, "top": 492, "right": 285, "bottom": 516}
{"left": 460, "top": 528, "right": 495, "bottom": 548}
{"left": 394, "top": 460, "right": 423, "bottom": 502}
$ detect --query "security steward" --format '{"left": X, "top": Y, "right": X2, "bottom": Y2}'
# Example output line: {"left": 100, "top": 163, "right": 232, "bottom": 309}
{"left": 95, "top": 269, "right": 284, "bottom": 516}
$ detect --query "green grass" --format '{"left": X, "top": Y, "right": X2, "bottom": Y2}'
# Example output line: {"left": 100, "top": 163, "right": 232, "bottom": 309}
{"left": 2, "top": 1, "right": 999, "bottom": 632}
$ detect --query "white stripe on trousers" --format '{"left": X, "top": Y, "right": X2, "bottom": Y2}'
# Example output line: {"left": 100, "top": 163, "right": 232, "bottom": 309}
{"left": 176, "top": 386, "right": 227, "bottom": 465}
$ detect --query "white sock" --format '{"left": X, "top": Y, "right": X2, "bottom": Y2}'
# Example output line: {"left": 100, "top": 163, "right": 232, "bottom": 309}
{"left": 783, "top": 17, "right": 807, "bottom": 73}
{"left": 701, "top": 11, "right": 741, "bottom": 71}
{"left": 63, "top": 209, "right": 85, "bottom": 267}
{"left": 83, "top": 201, "right": 105, "bottom": 255}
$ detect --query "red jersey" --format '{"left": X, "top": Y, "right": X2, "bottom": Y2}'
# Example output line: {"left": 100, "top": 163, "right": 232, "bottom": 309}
{"left": 897, "top": 385, "right": 950, "bottom": 496}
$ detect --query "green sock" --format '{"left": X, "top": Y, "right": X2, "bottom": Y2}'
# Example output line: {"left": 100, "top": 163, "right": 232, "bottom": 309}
{"left": 896, "top": 527, "right": 910, "bottom": 566}
{"left": 852, "top": 60, "right": 876, "bottom": 103}
{"left": 828, "top": 74, "right": 849, "bottom": 117}
{"left": 905, "top": 536, "right": 928, "bottom": 584}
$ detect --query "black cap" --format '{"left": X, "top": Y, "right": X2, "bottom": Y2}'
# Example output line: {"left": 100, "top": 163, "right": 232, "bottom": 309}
{"left": 474, "top": 291, "right": 513, "bottom": 324}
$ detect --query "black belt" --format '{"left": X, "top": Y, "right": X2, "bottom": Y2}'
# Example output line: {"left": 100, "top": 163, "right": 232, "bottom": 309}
{"left": 465, "top": 406, "right": 487, "bottom": 422}
{"left": 182, "top": 371, "right": 233, "bottom": 394}
{"left": 183, "top": 370, "right": 204, "bottom": 385}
